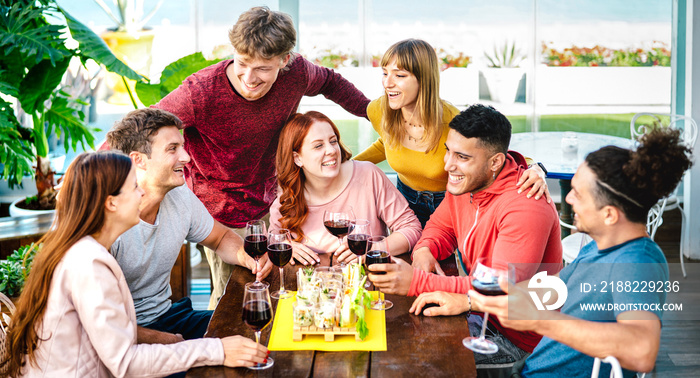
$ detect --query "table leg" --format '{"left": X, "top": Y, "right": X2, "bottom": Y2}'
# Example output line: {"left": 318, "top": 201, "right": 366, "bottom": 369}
{"left": 559, "top": 179, "right": 573, "bottom": 237}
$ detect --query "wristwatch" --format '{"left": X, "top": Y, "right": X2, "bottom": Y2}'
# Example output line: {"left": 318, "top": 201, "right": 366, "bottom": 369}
{"left": 533, "top": 162, "right": 548, "bottom": 176}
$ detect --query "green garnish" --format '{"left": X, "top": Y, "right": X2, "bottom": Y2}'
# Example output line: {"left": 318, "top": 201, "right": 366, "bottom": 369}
{"left": 303, "top": 265, "right": 315, "bottom": 276}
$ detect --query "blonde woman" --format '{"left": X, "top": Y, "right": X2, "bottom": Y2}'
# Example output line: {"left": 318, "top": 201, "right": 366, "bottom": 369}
{"left": 355, "top": 39, "right": 548, "bottom": 226}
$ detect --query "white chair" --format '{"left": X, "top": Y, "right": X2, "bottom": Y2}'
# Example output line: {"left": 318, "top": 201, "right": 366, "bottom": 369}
{"left": 561, "top": 231, "right": 593, "bottom": 266}
{"left": 591, "top": 356, "right": 624, "bottom": 378}
{"left": 630, "top": 113, "right": 698, "bottom": 277}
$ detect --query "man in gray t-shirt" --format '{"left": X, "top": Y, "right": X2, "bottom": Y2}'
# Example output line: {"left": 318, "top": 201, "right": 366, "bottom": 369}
{"left": 107, "top": 108, "right": 272, "bottom": 344}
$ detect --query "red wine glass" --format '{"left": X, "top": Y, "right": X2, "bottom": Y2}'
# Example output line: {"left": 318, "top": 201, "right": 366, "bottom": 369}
{"left": 462, "top": 258, "right": 509, "bottom": 354}
{"left": 243, "top": 220, "right": 267, "bottom": 283}
{"left": 347, "top": 219, "right": 371, "bottom": 265}
{"left": 268, "top": 229, "right": 293, "bottom": 299}
{"left": 242, "top": 281, "right": 274, "bottom": 370}
{"left": 365, "top": 235, "right": 393, "bottom": 310}
{"left": 323, "top": 207, "right": 354, "bottom": 266}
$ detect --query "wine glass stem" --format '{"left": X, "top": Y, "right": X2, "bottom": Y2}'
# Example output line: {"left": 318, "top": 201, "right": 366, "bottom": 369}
{"left": 479, "top": 312, "right": 490, "bottom": 340}
{"left": 255, "top": 259, "right": 260, "bottom": 282}
{"left": 279, "top": 267, "right": 285, "bottom": 293}
{"left": 255, "top": 330, "right": 261, "bottom": 345}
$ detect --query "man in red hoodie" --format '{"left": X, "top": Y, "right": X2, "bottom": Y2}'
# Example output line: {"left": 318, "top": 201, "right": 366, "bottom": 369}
{"left": 369, "top": 104, "right": 562, "bottom": 368}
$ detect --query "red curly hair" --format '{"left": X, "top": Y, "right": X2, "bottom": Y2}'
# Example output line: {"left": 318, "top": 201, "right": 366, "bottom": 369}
{"left": 276, "top": 112, "right": 352, "bottom": 242}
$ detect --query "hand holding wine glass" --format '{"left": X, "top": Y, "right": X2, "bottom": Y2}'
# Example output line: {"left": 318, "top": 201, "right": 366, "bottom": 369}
{"left": 346, "top": 219, "right": 371, "bottom": 265}
{"left": 244, "top": 220, "right": 268, "bottom": 283}
{"left": 242, "top": 282, "right": 274, "bottom": 370}
{"left": 462, "top": 258, "right": 509, "bottom": 354}
{"left": 268, "top": 229, "right": 293, "bottom": 299}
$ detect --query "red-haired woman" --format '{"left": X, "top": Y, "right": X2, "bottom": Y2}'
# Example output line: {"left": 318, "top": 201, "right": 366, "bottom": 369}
{"left": 2, "top": 152, "right": 267, "bottom": 377}
{"left": 270, "top": 111, "right": 422, "bottom": 265}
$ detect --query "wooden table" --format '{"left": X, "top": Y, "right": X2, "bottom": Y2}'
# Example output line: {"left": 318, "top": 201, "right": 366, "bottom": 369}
{"left": 187, "top": 254, "right": 477, "bottom": 377}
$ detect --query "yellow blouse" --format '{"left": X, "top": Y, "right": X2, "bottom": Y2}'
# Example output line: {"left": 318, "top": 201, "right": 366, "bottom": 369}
{"left": 354, "top": 98, "right": 460, "bottom": 192}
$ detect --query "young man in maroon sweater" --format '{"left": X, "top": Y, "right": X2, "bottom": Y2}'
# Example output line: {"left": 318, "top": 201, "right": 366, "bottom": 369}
{"left": 153, "top": 6, "right": 370, "bottom": 308}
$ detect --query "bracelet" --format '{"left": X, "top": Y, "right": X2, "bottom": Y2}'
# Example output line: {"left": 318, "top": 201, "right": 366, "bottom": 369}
{"left": 466, "top": 292, "right": 472, "bottom": 317}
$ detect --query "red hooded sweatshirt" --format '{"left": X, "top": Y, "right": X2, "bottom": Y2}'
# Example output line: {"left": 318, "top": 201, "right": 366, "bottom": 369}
{"left": 410, "top": 152, "right": 562, "bottom": 352}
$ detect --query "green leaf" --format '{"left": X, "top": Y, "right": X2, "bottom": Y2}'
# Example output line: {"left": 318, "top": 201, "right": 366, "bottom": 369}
{"left": 44, "top": 91, "right": 94, "bottom": 153}
{"left": 161, "top": 53, "right": 221, "bottom": 92}
{"left": 0, "top": 3, "right": 69, "bottom": 66}
{"left": 134, "top": 81, "right": 162, "bottom": 107}
{"left": 0, "top": 99, "right": 34, "bottom": 187}
{"left": 60, "top": 7, "right": 144, "bottom": 81}
{"left": 135, "top": 52, "right": 221, "bottom": 106}
{"left": 18, "top": 57, "right": 71, "bottom": 114}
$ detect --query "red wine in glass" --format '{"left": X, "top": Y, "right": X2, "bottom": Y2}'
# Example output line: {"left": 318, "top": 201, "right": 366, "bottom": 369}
{"left": 242, "top": 282, "right": 274, "bottom": 370}
{"left": 245, "top": 220, "right": 267, "bottom": 283}
{"left": 323, "top": 219, "right": 351, "bottom": 238}
{"left": 268, "top": 229, "right": 293, "bottom": 299}
{"left": 365, "top": 250, "right": 390, "bottom": 275}
{"left": 365, "top": 236, "right": 393, "bottom": 310}
{"left": 323, "top": 208, "right": 354, "bottom": 267}
{"left": 242, "top": 299, "right": 272, "bottom": 331}
{"left": 462, "top": 259, "right": 509, "bottom": 354}
{"left": 244, "top": 235, "right": 268, "bottom": 260}
{"left": 347, "top": 234, "right": 370, "bottom": 256}
{"left": 268, "top": 243, "right": 293, "bottom": 267}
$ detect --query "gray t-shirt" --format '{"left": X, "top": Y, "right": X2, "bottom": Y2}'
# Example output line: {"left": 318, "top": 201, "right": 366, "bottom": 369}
{"left": 112, "top": 185, "right": 214, "bottom": 325}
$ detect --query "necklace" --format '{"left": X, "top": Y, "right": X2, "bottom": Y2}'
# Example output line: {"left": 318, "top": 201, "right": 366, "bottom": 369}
{"left": 404, "top": 120, "right": 425, "bottom": 143}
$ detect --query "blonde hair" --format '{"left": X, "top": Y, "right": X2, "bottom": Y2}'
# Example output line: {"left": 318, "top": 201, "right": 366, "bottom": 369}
{"left": 380, "top": 39, "right": 443, "bottom": 152}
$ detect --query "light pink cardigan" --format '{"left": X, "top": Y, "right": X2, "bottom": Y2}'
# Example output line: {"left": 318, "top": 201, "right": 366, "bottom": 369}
{"left": 270, "top": 161, "right": 422, "bottom": 254}
{"left": 22, "top": 236, "right": 224, "bottom": 377}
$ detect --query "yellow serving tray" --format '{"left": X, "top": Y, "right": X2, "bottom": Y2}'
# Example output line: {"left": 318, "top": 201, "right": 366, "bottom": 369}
{"left": 268, "top": 291, "right": 387, "bottom": 351}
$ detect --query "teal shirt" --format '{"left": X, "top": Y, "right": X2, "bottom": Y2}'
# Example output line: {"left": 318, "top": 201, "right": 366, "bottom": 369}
{"left": 523, "top": 237, "right": 668, "bottom": 378}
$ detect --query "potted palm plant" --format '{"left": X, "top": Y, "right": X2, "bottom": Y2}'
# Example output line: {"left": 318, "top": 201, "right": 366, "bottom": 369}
{"left": 481, "top": 41, "right": 526, "bottom": 104}
{"left": 0, "top": 0, "right": 143, "bottom": 215}
{"left": 94, "top": 0, "right": 165, "bottom": 105}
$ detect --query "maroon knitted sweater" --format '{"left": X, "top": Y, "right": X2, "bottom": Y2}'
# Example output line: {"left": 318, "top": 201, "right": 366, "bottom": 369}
{"left": 154, "top": 55, "right": 369, "bottom": 228}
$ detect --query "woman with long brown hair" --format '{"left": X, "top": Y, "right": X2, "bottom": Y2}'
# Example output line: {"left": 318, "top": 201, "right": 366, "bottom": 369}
{"left": 1, "top": 151, "right": 267, "bottom": 377}
{"left": 355, "top": 38, "right": 548, "bottom": 227}
{"left": 270, "top": 111, "right": 422, "bottom": 265}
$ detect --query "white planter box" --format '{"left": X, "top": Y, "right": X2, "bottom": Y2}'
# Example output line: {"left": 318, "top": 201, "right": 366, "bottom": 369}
{"left": 481, "top": 68, "right": 526, "bottom": 104}
{"left": 440, "top": 67, "right": 480, "bottom": 106}
{"left": 535, "top": 66, "right": 671, "bottom": 106}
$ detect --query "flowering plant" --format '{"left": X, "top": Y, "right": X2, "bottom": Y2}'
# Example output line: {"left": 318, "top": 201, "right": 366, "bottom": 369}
{"left": 436, "top": 49, "right": 472, "bottom": 71}
{"left": 309, "top": 49, "right": 359, "bottom": 69}
{"left": 541, "top": 42, "right": 671, "bottom": 67}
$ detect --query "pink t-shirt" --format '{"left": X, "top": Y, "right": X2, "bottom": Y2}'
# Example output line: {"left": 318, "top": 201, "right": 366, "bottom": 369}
{"left": 269, "top": 161, "right": 422, "bottom": 254}
{"left": 154, "top": 55, "right": 369, "bottom": 228}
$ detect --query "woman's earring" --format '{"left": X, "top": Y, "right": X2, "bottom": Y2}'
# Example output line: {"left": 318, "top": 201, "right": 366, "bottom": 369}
{"left": 492, "top": 172, "right": 496, "bottom": 180}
